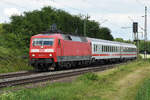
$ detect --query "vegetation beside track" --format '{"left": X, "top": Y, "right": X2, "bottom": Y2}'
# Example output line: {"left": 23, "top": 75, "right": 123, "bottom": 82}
{"left": 135, "top": 78, "right": 150, "bottom": 100}
{"left": 0, "top": 33, "right": 32, "bottom": 73}
{"left": 0, "top": 60, "right": 150, "bottom": 100}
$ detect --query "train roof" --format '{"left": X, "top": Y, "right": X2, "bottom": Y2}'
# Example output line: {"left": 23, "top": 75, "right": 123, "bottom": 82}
{"left": 87, "top": 37, "right": 136, "bottom": 47}
{"left": 32, "top": 33, "right": 88, "bottom": 42}
{"left": 32, "top": 33, "right": 136, "bottom": 48}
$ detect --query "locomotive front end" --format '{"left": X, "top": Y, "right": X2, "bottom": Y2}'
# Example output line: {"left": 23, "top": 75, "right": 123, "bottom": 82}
{"left": 29, "top": 35, "right": 56, "bottom": 71}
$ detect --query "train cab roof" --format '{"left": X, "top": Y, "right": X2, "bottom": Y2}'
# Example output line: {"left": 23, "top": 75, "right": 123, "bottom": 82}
{"left": 31, "top": 33, "right": 88, "bottom": 42}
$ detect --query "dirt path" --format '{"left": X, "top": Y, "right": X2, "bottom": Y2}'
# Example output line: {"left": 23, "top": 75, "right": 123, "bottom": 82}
{"left": 102, "top": 67, "right": 150, "bottom": 100}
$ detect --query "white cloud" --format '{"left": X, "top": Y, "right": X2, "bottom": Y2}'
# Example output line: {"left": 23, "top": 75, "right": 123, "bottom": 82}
{"left": 4, "top": 8, "right": 21, "bottom": 17}
{"left": 0, "top": 0, "right": 149, "bottom": 40}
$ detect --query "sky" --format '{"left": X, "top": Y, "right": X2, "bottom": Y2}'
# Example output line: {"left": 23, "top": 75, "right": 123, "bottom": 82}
{"left": 0, "top": 0, "right": 150, "bottom": 40}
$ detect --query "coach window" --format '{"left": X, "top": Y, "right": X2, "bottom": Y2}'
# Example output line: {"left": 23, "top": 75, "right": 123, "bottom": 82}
{"left": 104, "top": 46, "right": 106, "bottom": 52}
{"left": 96, "top": 45, "right": 97, "bottom": 52}
{"left": 113, "top": 47, "right": 115, "bottom": 52}
{"left": 110, "top": 46, "right": 112, "bottom": 52}
{"left": 106, "top": 46, "right": 108, "bottom": 52}
{"left": 111, "top": 46, "right": 113, "bottom": 52}
{"left": 107, "top": 46, "right": 108, "bottom": 52}
{"left": 117, "top": 47, "right": 118, "bottom": 52}
{"left": 116, "top": 47, "right": 118, "bottom": 52}
{"left": 113, "top": 46, "right": 115, "bottom": 52}
{"left": 110, "top": 46, "right": 111, "bottom": 52}
{"left": 94, "top": 44, "right": 96, "bottom": 52}
{"left": 94, "top": 44, "right": 95, "bottom": 52}
{"left": 93, "top": 44, "right": 95, "bottom": 52}
{"left": 103, "top": 46, "right": 105, "bottom": 52}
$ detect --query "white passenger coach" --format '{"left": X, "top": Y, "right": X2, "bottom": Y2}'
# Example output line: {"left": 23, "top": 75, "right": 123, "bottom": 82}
{"left": 88, "top": 38, "right": 137, "bottom": 61}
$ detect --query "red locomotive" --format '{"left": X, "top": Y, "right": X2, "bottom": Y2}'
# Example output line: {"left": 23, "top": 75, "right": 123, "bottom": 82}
{"left": 29, "top": 32, "right": 137, "bottom": 71}
{"left": 29, "top": 33, "right": 92, "bottom": 71}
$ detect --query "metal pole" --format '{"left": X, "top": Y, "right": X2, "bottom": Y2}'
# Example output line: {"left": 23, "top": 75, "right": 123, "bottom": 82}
{"left": 84, "top": 14, "right": 90, "bottom": 36}
{"left": 84, "top": 17, "right": 86, "bottom": 36}
{"left": 144, "top": 6, "right": 147, "bottom": 60}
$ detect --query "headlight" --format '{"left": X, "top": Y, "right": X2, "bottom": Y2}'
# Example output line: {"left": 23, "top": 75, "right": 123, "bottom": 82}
{"left": 49, "top": 54, "right": 52, "bottom": 57}
{"left": 32, "top": 54, "right": 35, "bottom": 57}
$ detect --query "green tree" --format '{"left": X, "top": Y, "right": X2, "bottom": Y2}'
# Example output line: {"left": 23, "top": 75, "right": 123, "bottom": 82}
{"left": 2, "top": 6, "right": 114, "bottom": 50}
{"left": 114, "top": 38, "right": 124, "bottom": 42}
{"left": 0, "top": 24, "right": 4, "bottom": 34}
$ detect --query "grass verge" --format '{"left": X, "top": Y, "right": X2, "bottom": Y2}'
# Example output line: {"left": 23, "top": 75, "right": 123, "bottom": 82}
{"left": 135, "top": 78, "right": 150, "bottom": 100}
{"left": 0, "top": 60, "right": 150, "bottom": 100}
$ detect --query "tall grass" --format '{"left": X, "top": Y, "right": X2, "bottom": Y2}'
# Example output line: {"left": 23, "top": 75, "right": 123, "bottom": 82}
{"left": 0, "top": 60, "right": 149, "bottom": 100}
{"left": 135, "top": 79, "right": 150, "bottom": 100}
{"left": 0, "top": 33, "right": 32, "bottom": 73}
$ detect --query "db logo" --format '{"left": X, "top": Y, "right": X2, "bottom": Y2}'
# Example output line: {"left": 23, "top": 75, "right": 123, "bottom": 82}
{"left": 39, "top": 49, "right": 44, "bottom": 52}
{"left": 39, "top": 54, "right": 45, "bottom": 57}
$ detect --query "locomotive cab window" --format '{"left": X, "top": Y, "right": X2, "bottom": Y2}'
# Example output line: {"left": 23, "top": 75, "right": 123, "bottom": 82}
{"left": 32, "top": 38, "right": 54, "bottom": 46}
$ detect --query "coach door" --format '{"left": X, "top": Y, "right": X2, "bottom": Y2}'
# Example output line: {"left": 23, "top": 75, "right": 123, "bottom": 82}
{"left": 57, "top": 39, "right": 64, "bottom": 62}
{"left": 120, "top": 46, "right": 123, "bottom": 59}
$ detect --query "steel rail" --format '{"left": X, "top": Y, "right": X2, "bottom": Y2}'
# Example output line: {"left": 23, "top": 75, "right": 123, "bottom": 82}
{"left": 0, "top": 63, "right": 122, "bottom": 88}
{"left": 0, "top": 71, "right": 37, "bottom": 79}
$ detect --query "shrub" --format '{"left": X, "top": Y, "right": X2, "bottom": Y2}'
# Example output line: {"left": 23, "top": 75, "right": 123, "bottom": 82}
{"left": 78, "top": 73, "right": 99, "bottom": 81}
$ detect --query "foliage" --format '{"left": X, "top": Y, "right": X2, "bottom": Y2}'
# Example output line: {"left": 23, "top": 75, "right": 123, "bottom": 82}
{"left": 136, "top": 79, "right": 150, "bottom": 100}
{"left": 114, "top": 38, "right": 150, "bottom": 54}
{"left": 0, "top": 33, "right": 32, "bottom": 73}
{"left": 139, "top": 40, "right": 150, "bottom": 54}
{"left": 3, "top": 6, "right": 113, "bottom": 50}
{"left": 114, "top": 38, "right": 124, "bottom": 42}
{"left": 0, "top": 24, "right": 4, "bottom": 34}
{"left": 78, "top": 73, "right": 99, "bottom": 81}
{"left": 114, "top": 38, "right": 132, "bottom": 43}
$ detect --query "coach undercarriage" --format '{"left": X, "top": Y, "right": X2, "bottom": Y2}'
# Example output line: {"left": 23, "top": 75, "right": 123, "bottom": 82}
{"left": 30, "top": 57, "right": 136, "bottom": 71}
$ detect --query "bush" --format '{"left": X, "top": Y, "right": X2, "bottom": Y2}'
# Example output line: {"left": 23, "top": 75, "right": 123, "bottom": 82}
{"left": 78, "top": 73, "right": 99, "bottom": 81}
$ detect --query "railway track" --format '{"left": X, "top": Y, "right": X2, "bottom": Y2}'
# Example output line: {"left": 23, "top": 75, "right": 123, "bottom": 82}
{"left": 0, "top": 71, "right": 37, "bottom": 79}
{"left": 0, "top": 62, "right": 124, "bottom": 88}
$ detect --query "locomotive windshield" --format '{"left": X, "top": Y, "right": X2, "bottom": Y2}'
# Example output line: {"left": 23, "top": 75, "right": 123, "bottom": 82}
{"left": 32, "top": 38, "right": 54, "bottom": 46}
